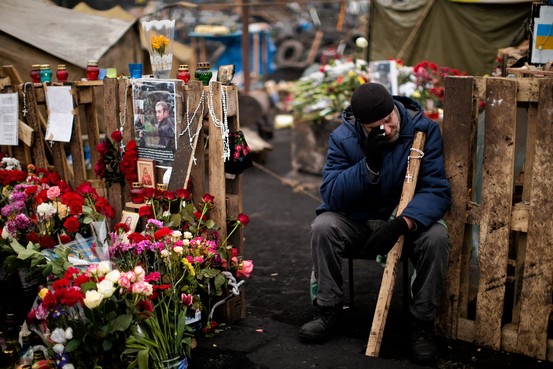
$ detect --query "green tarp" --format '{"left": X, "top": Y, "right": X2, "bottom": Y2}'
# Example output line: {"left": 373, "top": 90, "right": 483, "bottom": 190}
{"left": 369, "top": 1, "right": 531, "bottom": 75}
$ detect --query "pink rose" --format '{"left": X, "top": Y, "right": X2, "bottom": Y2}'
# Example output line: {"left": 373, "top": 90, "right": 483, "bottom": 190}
{"left": 131, "top": 281, "right": 153, "bottom": 296}
{"left": 237, "top": 260, "right": 254, "bottom": 278}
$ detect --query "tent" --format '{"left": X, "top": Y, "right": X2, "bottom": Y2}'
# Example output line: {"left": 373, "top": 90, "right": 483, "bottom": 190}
{"left": 0, "top": 0, "right": 142, "bottom": 82}
{"left": 369, "top": 0, "right": 533, "bottom": 75}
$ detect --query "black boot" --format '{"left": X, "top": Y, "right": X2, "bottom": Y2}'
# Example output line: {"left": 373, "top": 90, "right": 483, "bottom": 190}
{"left": 298, "top": 303, "right": 342, "bottom": 343}
{"left": 409, "top": 316, "right": 437, "bottom": 365}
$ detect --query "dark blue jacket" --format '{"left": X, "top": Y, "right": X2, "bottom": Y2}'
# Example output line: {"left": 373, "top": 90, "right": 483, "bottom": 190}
{"left": 316, "top": 96, "right": 451, "bottom": 229}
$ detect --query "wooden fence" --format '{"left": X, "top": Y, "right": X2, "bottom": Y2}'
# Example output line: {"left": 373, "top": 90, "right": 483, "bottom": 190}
{"left": 0, "top": 66, "right": 245, "bottom": 321}
{"left": 437, "top": 75, "right": 553, "bottom": 361}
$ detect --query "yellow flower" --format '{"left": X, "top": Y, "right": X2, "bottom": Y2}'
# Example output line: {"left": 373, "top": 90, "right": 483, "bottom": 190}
{"left": 182, "top": 257, "right": 195, "bottom": 277}
{"left": 151, "top": 34, "right": 170, "bottom": 56}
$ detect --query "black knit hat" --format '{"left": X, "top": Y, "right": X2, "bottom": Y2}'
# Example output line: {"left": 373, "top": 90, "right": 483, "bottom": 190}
{"left": 351, "top": 83, "right": 394, "bottom": 124}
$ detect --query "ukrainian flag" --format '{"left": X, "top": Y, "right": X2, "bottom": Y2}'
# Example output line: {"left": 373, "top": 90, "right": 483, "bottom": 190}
{"left": 536, "top": 24, "right": 553, "bottom": 50}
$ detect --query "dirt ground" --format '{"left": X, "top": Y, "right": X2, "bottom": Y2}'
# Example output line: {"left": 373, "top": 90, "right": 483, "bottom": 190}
{"left": 194, "top": 127, "right": 553, "bottom": 369}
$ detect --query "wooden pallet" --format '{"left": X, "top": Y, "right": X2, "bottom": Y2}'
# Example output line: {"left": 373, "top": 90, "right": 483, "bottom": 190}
{"left": 437, "top": 76, "right": 553, "bottom": 361}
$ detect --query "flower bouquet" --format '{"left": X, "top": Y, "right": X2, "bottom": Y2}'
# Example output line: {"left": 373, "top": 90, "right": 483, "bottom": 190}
{"left": 1, "top": 161, "right": 116, "bottom": 280}
{"left": 108, "top": 189, "right": 253, "bottom": 368}
{"left": 142, "top": 19, "right": 175, "bottom": 79}
{"left": 26, "top": 261, "right": 154, "bottom": 369}
{"left": 290, "top": 59, "right": 369, "bottom": 122}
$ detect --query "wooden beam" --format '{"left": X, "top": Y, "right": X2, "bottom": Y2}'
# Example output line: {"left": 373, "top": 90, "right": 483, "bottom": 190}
{"left": 366, "top": 131, "right": 426, "bottom": 357}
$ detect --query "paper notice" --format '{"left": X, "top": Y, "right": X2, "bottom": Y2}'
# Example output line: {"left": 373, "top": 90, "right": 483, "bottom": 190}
{"left": 45, "top": 86, "right": 74, "bottom": 142}
{"left": 0, "top": 93, "right": 19, "bottom": 145}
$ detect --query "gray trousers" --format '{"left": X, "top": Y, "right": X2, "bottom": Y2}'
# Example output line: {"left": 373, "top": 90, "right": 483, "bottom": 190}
{"left": 311, "top": 211, "right": 450, "bottom": 322}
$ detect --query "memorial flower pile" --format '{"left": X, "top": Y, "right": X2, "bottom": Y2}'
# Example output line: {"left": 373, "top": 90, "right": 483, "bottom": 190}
{"left": 291, "top": 59, "right": 369, "bottom": 121}
{"left": 110, "top": 189, "right": 253, "bottom": 368}
{"left": 396, "top": 59, "right": 468, "bottom": 110}
{"left": 26, "top": 261, "right": 154, "bottom": 369}
{"left": 0, "top": 160, "right": 116, "bottom": 281}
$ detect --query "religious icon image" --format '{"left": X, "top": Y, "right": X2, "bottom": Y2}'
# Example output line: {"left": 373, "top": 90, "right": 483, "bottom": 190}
{"left": 137, "top": 159, "right": 156, "bottom": 188}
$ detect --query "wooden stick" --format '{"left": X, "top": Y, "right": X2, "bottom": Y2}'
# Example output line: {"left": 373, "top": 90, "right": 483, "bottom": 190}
{"left": 366, "top": 131, "right": 426, "bottom": 357}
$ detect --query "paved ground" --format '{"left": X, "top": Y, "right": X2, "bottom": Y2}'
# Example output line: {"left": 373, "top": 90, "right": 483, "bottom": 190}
{"left": 189, "top": 128, "right": 553, "bottom": 369}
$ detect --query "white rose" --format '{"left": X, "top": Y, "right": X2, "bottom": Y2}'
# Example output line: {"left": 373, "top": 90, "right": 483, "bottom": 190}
{"left": 52, "top": 343, "right": 65, "bottom": 354}
{"left": 64, "top": 327, "right": 73, "bottom": 340}
{"left": 171, "top": 230, "right": 182, "bottom": 238}
{"left": 97, "top": 279, "right": 116, "bottom": 298}
{"left": 50, "top": 328, "right": 67, "bottom": 343}
{"left": 182, "top": 239, "right": 190, "bottom": 246}
{"left": 183, "top": 231, "right": 193, "bottom": 239}
{"left": 97, "top": 261, "right": 111, "bottom": 276}
{"left": 161, "top": 249, "right": 169, "bottom": 258}
{"left": 173, "top": 246, "right": 183, "bottom": 255}
{"left": 83, "top": 290, "right": 104, "bottom": 309}
{"left": 105, "top": 269, "right": 121, "bottom": 283}
{"left": 355, "top": 36, "right": 368, "bottom": 49}
{"left": 62, "top": 365, "right": 75, "bottom": 369}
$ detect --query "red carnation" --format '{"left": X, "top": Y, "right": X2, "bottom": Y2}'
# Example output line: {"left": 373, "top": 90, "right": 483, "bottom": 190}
{"left": 154, "top": 227, "right": 173, "bottom": 240}
{"left": 52, "top": 278, "right": 70, "bottom": 291}
{"left": 73, "top": 274, "right": 91, "bottom": 286}
{"left": 64, "top": 267, "right": 80, "bottom": 280}
{"left": 127, "top": 232, "right": 147, "bottom": 244}
{"left": 114, "top": 222, "right": 130, "bottom": 233}
{"left": 95, "top": 197, "right": 115, "bottom": 219}
{"left": 59, "top": 234, "right": 72, "bottom": 244}
{"left": 63, "top": 216, "right": 81, "bottom": 233}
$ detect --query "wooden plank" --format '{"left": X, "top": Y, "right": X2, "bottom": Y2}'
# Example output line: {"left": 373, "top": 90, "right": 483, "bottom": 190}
{"left": 366, "top": 132, "right": 426, "bottom": 357}
{"left": 23, "top": 83, "right": 48, "bottom": 169}
{"left": 224, "top": 86, "right": 243, "bottom": 255}
{"left": 103, "top": 77, "right": 123, "bottom": 228}
{"left": 69, "top": 84, "right": 86, "bottom": 187}
{"left": 437, "top": 76, "right": 475, "bottom": 338}
{"left": 118, "top": 79, "right": 134, "bottom": 203}
{"left": 18, "top": 120, "right": 34, "bottom": 147}
{"left": 474, "top": 77, "right": 518, "bottom": 350}
{"left": 79, "top": 86, "right": 101, "bottom": 172}
{"left": 516, "top": 78, "right": 553, "bottom": 360}
{"left": 207, "top": 81, "right": 227, "bottom": 240}
{"left": 168, "top": 80, "right": 204, "bottom": 191}
{"left": 456, "top": 317, "right": 475, "bottom": 342}
{"left": 512, "top": 102, "right": 538, "bottom": 324}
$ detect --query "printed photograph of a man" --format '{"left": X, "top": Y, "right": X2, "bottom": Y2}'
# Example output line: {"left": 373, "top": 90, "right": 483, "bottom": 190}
{"left": 131, "top": 79, "right": 177, "bottom": 168}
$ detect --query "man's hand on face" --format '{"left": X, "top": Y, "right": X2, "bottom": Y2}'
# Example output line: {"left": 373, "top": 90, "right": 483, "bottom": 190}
{"left": 364, "top": 125, "right": 387, "bottom": 172}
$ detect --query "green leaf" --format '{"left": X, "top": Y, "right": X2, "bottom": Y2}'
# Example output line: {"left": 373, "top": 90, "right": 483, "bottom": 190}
{"left": 65, "top": 338, "right": 81, "bottom": 352}
{"left": 109, "top": 314, "right": 133, "bottom": 332}
{"left": 204, "top": 219, "right": 216, "bottom": 229}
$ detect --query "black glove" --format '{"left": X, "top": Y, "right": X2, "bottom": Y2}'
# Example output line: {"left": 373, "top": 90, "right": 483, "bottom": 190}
{"left": 366, "top": 217, "right": 409, "bottom": 256}
{"left": 364, "top": 126, "right": 388, "bottom": 172}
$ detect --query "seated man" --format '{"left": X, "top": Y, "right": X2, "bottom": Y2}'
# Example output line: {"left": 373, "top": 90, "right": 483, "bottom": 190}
{"left": 298, "top": 83, "right": 451, "bottom": 365}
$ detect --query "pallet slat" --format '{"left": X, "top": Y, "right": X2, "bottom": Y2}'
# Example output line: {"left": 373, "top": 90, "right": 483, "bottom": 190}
{"left": 516, "top": 78, "right": 553, "bottom": 359}
{"left": 474, "top": 78, "right": 518, "bottom": 350}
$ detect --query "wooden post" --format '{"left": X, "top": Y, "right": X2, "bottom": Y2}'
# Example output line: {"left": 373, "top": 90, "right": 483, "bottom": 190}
{"left": 366, "top": 131, "right": 426, "bottom": 357}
